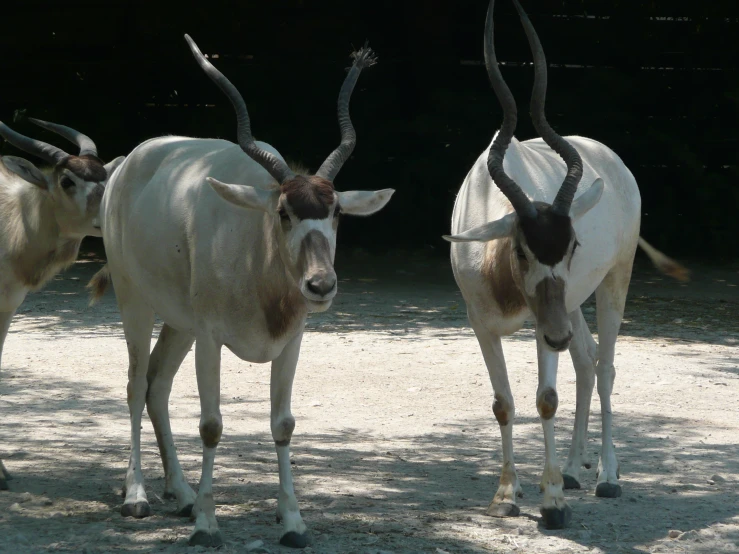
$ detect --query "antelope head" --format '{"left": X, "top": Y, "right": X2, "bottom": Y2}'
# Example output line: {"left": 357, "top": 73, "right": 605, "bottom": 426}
{"left": 0, "top": 118, "right": 124, "bottom": 238}
{"left": 186, "top": 36, "right": 394, "bottom": 312}
{"left": 444, "top": 0, "right": 604, "bottom": 351}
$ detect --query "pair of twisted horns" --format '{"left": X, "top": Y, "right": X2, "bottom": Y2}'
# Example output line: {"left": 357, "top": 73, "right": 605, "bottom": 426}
{"left": 485, "top": 0, "right": 583, "bottom": 218}
{"left": 185, "top": 35, "right": 376, "bottom": 184}
{"left": 0, "top": 118, "right": 98, "bottom": 164}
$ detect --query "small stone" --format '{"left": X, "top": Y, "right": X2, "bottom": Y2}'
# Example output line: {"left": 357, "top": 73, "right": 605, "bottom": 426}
{"left": 678, "top": 530, "right": 699, "bottom": 541}
{"left": 245, "top": 539, "right": 267, "bottom": 551}
{"left": 628, "top": 497, "right": 637, "bottom": 503}
{"left": 668, "top": 530, "right": 681, "bottom": 538}
{"left": 18, "top": 492, "right": 33, "bottom": 504}
{"left": 436, "top": 549, "right": 452, "bottom": 554}
{"left": 670, "top": 488, "right": 678, "bottom": 493}
{"left": 8, "top": 503, "right": 22, "bottom": 512}
{"left": 707, "top": 479, "right": 715, "bottom": 485}
{"left": 710, "top": 474, "right": 726, "bottom": 483}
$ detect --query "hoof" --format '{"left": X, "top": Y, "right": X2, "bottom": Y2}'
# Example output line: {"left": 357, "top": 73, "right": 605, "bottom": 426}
{"left": 562, "top": 474, "right": 581, "bottom": 490}
{"left": 121, "top": 501, "right": 151, "bottom": 518}
{"left": 539, "top": 505, "right": 572, "bottom": 529}
{"left": 486, "top": 502, "right": 520, "bottom": 518}
{"left": 189, "top": 529, "right": 224, "bottom": 548}
{"left": 595, "top": 482, "right": 622, "bottom": 498}
{"left": 275, "top": 512, "right": 282, "bottom": 524}
{"left": 0, "top": 478, "right": 8, "bottom": 491}
{"left": 175, "top": 504, "right": 194, "bottom": 517}
{"left": 280, "top": 531, "right": 311, "bottom": 548}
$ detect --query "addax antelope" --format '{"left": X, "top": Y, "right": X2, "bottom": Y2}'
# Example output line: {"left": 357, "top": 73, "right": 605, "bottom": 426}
{"left": 0, "top": 118, "right": 123, "bottom": 490}
{"left": 91, "top": 36, "right": 392, "bottom": 547}
{"left": 445, "top": 0, "right": 687, "bottom": 529}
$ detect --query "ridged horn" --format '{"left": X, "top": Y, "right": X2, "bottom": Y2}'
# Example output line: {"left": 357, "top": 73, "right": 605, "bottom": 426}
{"left": 0, "top": 121, "right": 69, "bottom": 165}
{"left": 28, "top": 118, "right": 98, "bottom": 158}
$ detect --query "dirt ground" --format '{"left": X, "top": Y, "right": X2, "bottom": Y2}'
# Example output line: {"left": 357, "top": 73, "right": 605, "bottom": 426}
{"left": 1, "top": 243, "right": 738, "bottom": 553}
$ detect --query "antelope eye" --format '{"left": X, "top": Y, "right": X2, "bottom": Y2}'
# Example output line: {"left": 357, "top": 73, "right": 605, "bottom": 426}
{"left": 333, "top": 206, "right": 341, "bottom": 218}
{"left": 60, "top": 176, "right": 75, "bottom": 189}
{"left": 278, "top": 207, "right": 289, "bottom": 220}
{"left": 516, "top": 246, "right": 526, "bottom": 259}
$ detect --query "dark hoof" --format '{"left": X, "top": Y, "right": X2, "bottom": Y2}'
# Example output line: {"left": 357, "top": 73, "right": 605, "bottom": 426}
{"left": 0, "top": 477, "right": 8, "bottom": 491}
{"left": 563, "top": 474, "right": 581, "bottom": 490}
{"left": 275, "top": 512, "right": 282, "bottom": 524}
{"left": 188, "top": 529, "right": 224, "bottom": 548}
{"left": 175, "top": 504, "right": 194, "bottom": 517}
{"left": 121, "top": 501, "right": 151, "bottom": 518}
{"left": 539, "top": 505, "right": 572, "bottom": 529}
{"left": 486, "top": 502, "right": 520, "bottom": 518}
{"left": 595, "top": 482, "right": 622, "bottom": 498}
{"left": 280, "top": 531, "right": 311, "bottom": 548}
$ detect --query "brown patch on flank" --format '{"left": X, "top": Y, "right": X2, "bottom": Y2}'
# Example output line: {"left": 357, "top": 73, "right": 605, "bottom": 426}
{"left": 14, "top": 238, "right": 82, "bottom": 290}
{"left": 58, "top": 155, "right": 107, "bottom": 183}
{"left": 260, "top": 285, "right": 306, "bottom": 340}
{"left": 482, "top": 238, "right": 526, "bottom": 316}
{"left": 492, "top": 393, "right": 511, "bottom": 426}
{"left": 537, "top": 388, "right": 559, "bottom": 420}
{"left": 200, "top": 419, "right": 222, "bottom": 448}
{"left": 281, "top": 175, "right": 334, "bottom": 220}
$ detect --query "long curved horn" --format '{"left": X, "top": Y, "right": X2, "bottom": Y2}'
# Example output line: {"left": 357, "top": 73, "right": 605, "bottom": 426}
{"left": 512, "top": 0, "right": 583, "bottom": 216}
{"left": 28, "top": 118, "right": 98, "bottom": 158}
{"left": 184, "top": 34, "right": 295, "bottom": 184}
{"left": 315, "top": 42, "right": 377, "bottom": 182}
{"left": 0, "top": 121, "right": 69, "bottom": 165}
{"left": 484, "top": 0, "right": 536, "bottom": 219}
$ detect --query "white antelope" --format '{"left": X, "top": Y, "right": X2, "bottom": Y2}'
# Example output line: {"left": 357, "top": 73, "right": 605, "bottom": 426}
{"left": 90, "top": 36, "right": 393, "bottom": 547}
{"left": 0, "top": 119, "right": 123, "bottom": 490}
{"left": 445, "top": 0, "right": 687, "bottom": 529}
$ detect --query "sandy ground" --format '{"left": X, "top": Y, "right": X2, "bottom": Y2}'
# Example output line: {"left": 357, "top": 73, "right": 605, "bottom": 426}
{"left": 0, "top": 244, "right": 738, "bottom": 553}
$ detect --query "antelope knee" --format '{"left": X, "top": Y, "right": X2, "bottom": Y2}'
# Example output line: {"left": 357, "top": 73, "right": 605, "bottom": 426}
{"left": 493, "top": 394, "right": 514, "bottom": 426}
{"left": 537, "top": 388, "right": 558, "bottom": 420}
{"left": 596, "top": 363, "right": 616, "bottom": 395}
{"left": 200, "top": 417, "right": 222, "bottom": 448}
{"left": 272, "top": 415, "right": 296, "bottom": 446}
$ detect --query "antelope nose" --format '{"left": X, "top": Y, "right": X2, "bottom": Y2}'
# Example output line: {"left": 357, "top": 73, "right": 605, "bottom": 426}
{"left": 306, "top": 273, "right": 337, "bottom": 298}
{"left": 544, "top": 332, "right": 573, "bottom": 352}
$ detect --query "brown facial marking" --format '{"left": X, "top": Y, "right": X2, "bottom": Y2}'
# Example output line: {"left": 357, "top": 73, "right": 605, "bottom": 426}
{"left": 281, "top": 175, "right": 334, "bottom": 220}
{"left": 493, "top": 393, "right": 511, "bottom": 426}
{"left": 260, "top": 285, "right": 306, "bottom": 339}
{"left": 58, "top": 155, "right": 107, "bottom": 183}
{"left": 537, "top": 388, "right": 559, "bottom": 420}
{"left": 520, "top": 202, "right": 573, "bottom": 266}
{"left": 200, "top": 418, "right": 222, "bottom": 448}
{"left": 299, "top": 230, "right": 333, "bottom": 276}
{"left": 534, "top": 276, "right": 568, "bottom": 324}
{"left": 482, "top": 237, "right": 526, "bottom": 316}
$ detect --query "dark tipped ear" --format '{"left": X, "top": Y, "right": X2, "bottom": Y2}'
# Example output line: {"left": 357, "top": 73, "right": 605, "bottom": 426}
{"left": 1, "top": 155, "right": 48, "bottom": 189}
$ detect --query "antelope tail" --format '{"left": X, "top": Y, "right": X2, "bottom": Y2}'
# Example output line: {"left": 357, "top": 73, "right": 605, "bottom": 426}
{"left": 637, "top": 237, "right": 689, "bottom": 282}
{"left": 87, "top": 264, "right": 112, "bottom": 305}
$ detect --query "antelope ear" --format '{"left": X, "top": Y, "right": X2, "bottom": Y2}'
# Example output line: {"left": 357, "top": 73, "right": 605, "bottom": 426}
{"left": 337, "top": 189, "right": 395, "bottom": 216}
{"left": 103, "top": 156, "right": 126, "bottom": 182}
{"left": 571, "top": 178, "right": 604, "bottom": 220}
{"left": 443, "top": 212, "right": 516, "bottom": 242}
{"left": 1, "top": 155, "right": 48, "bottom": 189}
{"left": 206, "top": 177, "right": 277, "bottom": 212}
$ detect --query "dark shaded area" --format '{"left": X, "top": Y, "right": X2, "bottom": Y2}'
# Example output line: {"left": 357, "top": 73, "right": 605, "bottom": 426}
{"left": 2, "top": 1, "right": 737, "bottom": 259}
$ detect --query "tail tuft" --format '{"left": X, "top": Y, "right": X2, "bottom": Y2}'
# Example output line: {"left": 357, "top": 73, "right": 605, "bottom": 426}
{"left": 86, "top": 264, "right": 112, "bottom": 305}
{"left": 637, "top": 237, "right": 690, "bottom": 282}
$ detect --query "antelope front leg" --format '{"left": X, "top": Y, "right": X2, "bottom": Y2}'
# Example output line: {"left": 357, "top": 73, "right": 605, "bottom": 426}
{"left": 0, "top": 310, "right": 15, "bottom": 490}
{"left": 271, "top": 330, "right": 310, "bottom": 548}
{"left": 472, "top": 324, "right": 522, "bottom": 517}
{"left": 536, "top": 339, "right": 571, "bottom": 529}
{"left": 189, "top": 337, "right": 224, "bottom": 548}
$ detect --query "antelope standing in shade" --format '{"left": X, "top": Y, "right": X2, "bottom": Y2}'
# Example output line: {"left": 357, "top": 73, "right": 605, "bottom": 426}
{"left": 445, "top": 0, "right": 687, "bottom": 528}
{"left": 90, "top": 36, "right": 392, "bottom": 547}
{"left": 0, "top": 119, "right": 123, "bottom": 490}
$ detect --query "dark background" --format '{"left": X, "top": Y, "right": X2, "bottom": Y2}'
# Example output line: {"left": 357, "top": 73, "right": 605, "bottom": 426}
{"left": 1, "top": 1, "right": 737, "bottom": 260}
